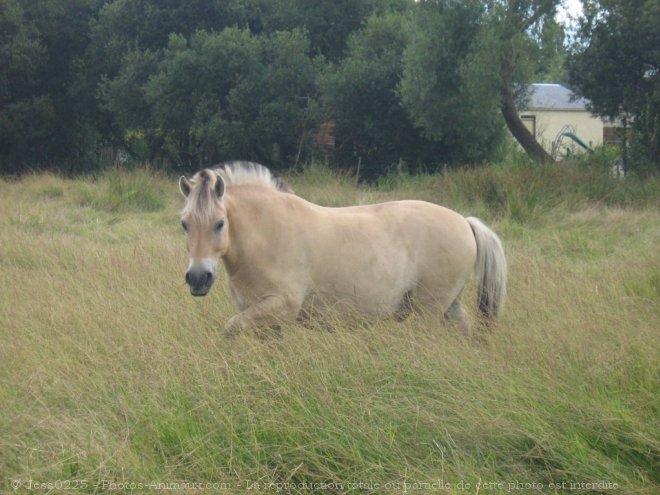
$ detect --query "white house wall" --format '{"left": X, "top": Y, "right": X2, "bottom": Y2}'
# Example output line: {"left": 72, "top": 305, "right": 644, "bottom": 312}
{"left": 523, "top": 109, "right": 605, "bottom": 157}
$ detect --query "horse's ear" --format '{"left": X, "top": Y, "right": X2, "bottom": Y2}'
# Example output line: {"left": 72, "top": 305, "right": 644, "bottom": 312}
{"left": 179, "top": 176, "right": 192, "bottom": 198}
{"left": 215, "top": 176, "right": 225, "bottom": 198}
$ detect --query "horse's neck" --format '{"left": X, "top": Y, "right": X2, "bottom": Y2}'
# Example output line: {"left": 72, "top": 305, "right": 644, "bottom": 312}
{"left": 221, "top": 189, "right": 274, "bottom": 276}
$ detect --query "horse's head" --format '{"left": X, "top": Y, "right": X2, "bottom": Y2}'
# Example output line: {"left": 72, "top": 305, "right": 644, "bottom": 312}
{"left": 179, "top": 169, "right": 228, "bottom": 296}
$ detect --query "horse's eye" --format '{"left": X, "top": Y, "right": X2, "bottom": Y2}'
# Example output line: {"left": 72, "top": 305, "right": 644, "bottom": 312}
{"left": 214, "top": 220, "right": 225, "bottom": 233}
{"left": 181, "top": 220, "right": 188, "bottom": 233}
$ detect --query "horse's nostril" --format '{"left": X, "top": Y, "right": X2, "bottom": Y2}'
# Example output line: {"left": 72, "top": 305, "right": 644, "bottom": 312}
{"left": 185, "top": 267, "right": 214, "bottom": 290}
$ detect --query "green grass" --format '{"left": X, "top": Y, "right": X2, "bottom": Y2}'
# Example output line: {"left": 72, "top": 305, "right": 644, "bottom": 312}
{"left": 77, "top": 166, "right": 167, "bottom": 212}
{"left": 0, "top": 163, "right": 658, "bottom": 494}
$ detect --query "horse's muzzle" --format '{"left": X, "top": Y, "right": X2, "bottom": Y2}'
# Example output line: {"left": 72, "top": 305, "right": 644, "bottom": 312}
{"left": 185, "top": 268, "right": 215, "bottom": 297}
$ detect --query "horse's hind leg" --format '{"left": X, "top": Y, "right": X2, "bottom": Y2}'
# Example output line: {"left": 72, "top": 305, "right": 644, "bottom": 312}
{"left": 444, "top": 297, "right": 469, "bottom": 334}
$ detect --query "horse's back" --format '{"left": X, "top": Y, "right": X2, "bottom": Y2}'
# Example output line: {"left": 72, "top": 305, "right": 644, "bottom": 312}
{"left": 301, "top": 199, "right": 477, "bottom": 317}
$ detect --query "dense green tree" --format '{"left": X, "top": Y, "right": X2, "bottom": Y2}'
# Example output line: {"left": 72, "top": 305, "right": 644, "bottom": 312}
{"left": 473, "top": 0, "right": 559, "bottom": 164}
{"left": 88, "top": 0, "right": 405, "bottom": 79}
{"left": 1, "top": 0, "right": 602, "bottom": 175}
{"left": 86, "top": 0, "right": 256, "bottom": 157}
{"left": 320, "top": 13, "right": 447, "bottom": 176}
{"left": 103, "top": 28, "right": 319, "bottom": 169}
{"left": 400, "top": 0, "right": 507, "bottom": 164}
{"left": 88, "top": 0, "right": 249, "bottom": 75}
{"left": 89, "top": 0, "right": 405, "bottom": 169}
{"left": 402, "top": 0, "right": 560, "bottom": 164}
{"left": 0, "top": 0, "right": 48, "bottom": 172}
{"left": 23, "top": 0, "right": 106, "bottom": 170}
{"left": 0, "top": 0, "right": 101, "bottom": 172}
{"left": 531, "top": 16, "right": 567, "bottom": 82}
{"left": 569, "top": 0, "right": 660, "bottom": 169}
{"left": 263, "top": 0, "right": 409, "bottom": 61}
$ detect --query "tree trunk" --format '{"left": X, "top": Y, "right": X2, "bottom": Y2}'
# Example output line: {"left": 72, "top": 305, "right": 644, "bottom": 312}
{"left": 500, "top": 85, "right": 553, "bottom": 164}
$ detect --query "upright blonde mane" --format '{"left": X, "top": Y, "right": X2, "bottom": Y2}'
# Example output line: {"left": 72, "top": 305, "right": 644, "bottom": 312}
{"left": 181, "top": 169, "right": 222, "bottom": 225}
{"left": 216, "top": 161, "right": 292, "bottom": 193}
{"left": 181, "top": 161, "right": 292, "bottom": 224}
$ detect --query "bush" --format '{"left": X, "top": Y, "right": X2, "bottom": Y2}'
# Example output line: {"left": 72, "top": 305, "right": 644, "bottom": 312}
{"left": 431, "top": 160, "right": 660, "bottom": 224}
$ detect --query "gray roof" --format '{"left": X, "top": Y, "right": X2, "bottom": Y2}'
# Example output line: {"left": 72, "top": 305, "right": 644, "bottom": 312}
{"left": 525, "top": 83, "right": 590, "bottom": 111}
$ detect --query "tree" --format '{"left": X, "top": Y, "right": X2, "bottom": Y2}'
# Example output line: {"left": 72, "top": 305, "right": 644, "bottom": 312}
{"left": 401, "top": 0, "right": 560, "bottom": 165}
{"left": 88, "top": 0, "right": 250, "bottom": 75}
{"left": 0, "top": 0, "right": 101, "bottom": 172}
{"left": 488, "top": 0, "right": 559, "bottom": 164}
{"left": 569, "top": 0, "right": 660, "bottom": 169}
{"left": 89, "top": 0, "right": 404, "bottom": 168}
{"left": 102, "top": 28, "right": 319, "bottom": 169}
{"left": 320, "top": 13, "right": 447, "bottom": 176}
{"left": 530, "top": 15, "right": 567, "bottom": 83}
{"left": 86, "top": 0, "right": 255, "bottom": 157}
{"left": 0, "top": 0, "right": 577, "bottom": 173}
{"left": 400, "top": 0, "right": 507, "bottom": 165}
{"left": 264, "top": 0, "right": 410, "bottom": 61}
{"left": 0, "top": 0, "right": 48, "bottom": 172}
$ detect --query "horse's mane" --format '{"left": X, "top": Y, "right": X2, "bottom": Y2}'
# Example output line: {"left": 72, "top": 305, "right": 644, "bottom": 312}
{"left": 182, "top": 162, "right": 292, "bottom": 224}
{"left": 182, "top": 169, "right": 220, "bottom": 224}
{"left": 215, "top": 161, "right": 293, "bottom": 194}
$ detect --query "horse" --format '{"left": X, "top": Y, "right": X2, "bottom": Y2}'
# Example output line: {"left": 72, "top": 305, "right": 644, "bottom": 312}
{"left": 178, "top": 161, "right": 506, "bottom": 335}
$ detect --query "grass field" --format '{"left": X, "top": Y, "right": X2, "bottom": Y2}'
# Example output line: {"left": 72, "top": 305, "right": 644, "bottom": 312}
{"left": 0, "top": 163, "right": 658, "bottom": 494}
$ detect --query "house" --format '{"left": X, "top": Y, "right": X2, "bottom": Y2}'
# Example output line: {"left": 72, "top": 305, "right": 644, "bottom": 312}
{"left": 520, "top": 83, "right": 622, "bottom": 159}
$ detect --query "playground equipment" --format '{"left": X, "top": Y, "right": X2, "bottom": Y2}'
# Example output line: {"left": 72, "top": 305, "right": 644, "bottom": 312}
{"left": 551, "top": 125, "right": 594, "bottom": 160}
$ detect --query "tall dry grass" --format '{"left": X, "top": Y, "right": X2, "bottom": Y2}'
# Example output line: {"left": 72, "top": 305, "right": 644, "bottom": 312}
{"left": 0, "top": 164, "right": 658, "bottom": 494}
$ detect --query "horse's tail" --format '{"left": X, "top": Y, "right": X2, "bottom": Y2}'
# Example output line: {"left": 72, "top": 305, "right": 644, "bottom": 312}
{"left": 466, "top": 217, "right": 507, "bottom": 321}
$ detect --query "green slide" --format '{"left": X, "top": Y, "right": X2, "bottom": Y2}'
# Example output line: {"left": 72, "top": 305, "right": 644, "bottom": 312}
{"left": 561, "top": 132, "right": 594, "bottom": 153}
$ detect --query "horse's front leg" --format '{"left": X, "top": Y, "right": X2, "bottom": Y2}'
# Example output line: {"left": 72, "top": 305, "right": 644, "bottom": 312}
{"left": 224, "top": 294, "right": 301, "bottom": 336}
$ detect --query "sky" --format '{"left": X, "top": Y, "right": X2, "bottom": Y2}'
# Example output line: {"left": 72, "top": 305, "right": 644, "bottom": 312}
{"left": 556, "top": 0, "right": 584, "bottom": 27}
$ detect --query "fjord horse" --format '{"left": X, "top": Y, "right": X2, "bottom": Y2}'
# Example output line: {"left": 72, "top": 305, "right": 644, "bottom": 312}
{"left": 179, "top": 162, "right": 506, "bottom": 334}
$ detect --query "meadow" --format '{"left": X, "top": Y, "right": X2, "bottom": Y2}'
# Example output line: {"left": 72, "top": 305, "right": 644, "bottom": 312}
{"left": 0, "top": 162, "right": 658, "bottom": 494}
